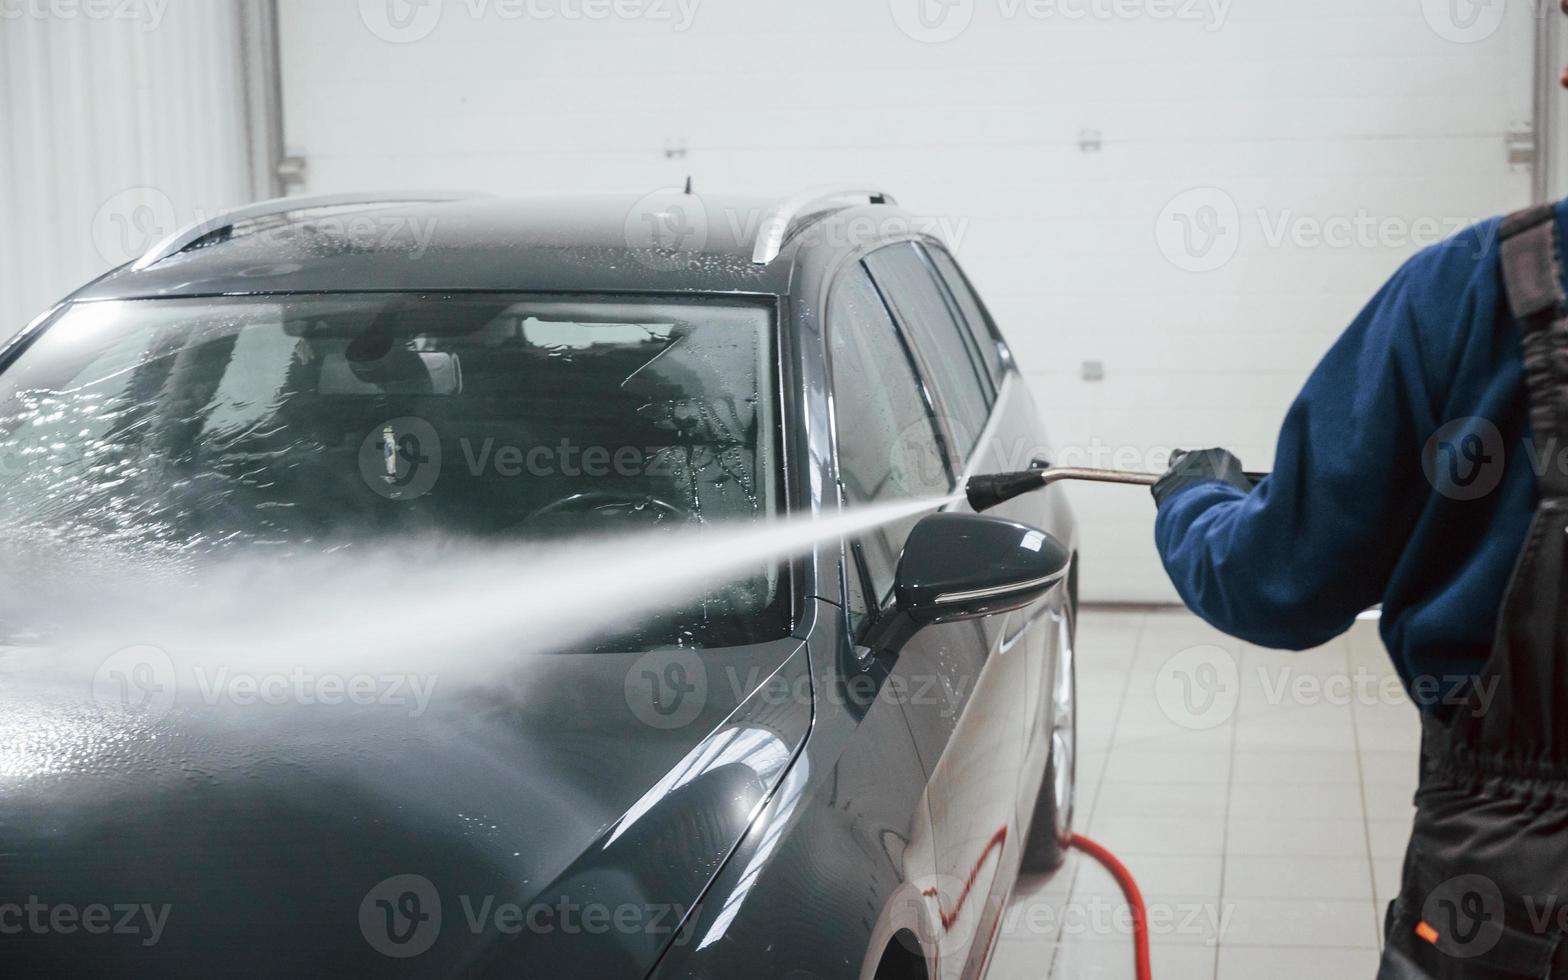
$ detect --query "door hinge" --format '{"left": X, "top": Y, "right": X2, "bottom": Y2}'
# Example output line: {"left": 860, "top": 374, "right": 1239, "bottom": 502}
{"left": 276, "top": 153, "right": 309, "bottom": 189}
{"left": 1508, "top": 125, "right": 1537, "bottom": 170}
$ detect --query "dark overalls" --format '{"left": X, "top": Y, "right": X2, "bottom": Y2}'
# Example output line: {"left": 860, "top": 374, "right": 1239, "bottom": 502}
{"left": 1378, "top": 205, "right": 1568, "bottom": 979}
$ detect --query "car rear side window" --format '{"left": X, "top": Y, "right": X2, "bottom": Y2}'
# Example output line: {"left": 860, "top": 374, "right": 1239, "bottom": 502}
{"left": 926, "top": 246, "right": 1006, "bottom": 387}
{"left": 827, "top": 266, "right": 951, "bottom": 601}
{"left": 864, "top": 243, "right": 994, "bottom": 460}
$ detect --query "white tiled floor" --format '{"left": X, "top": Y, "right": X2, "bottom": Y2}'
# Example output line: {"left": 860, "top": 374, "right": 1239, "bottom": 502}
{"left": 987, "top": 607, "right": 1422, "bottom": 980}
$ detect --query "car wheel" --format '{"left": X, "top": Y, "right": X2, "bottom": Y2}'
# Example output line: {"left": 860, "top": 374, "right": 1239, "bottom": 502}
{"left": 1019, "top": 596, "right": 1076, "bottom": 873}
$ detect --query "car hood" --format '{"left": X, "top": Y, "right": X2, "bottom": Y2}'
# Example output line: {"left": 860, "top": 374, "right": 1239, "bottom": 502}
{"left": 0, "top": 638, "right": 811, "bottom": 976}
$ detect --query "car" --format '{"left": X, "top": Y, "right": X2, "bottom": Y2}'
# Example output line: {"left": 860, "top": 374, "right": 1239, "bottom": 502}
{"left": 0, "top": 187, "right": 1079, "bottom": 978}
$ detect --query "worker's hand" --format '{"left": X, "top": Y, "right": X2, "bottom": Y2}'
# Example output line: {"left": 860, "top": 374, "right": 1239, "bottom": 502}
{"left": 1152, "top": 448, "right": 1253, "bottom": 508}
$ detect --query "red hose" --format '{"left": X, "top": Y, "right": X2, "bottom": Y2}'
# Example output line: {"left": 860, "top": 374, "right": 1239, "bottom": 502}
{"left": 1069, "top": 833, "right": 1152, "bottom": 980}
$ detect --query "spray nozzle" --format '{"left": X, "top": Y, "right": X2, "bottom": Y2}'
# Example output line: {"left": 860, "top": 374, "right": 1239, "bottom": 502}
{"left": 965, "top": 471, "right": 1052, "bottom": 513}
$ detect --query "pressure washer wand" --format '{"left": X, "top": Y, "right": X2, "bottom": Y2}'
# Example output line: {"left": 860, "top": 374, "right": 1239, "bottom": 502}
{"left": 966, "top": 465, "right": 1269, "bottom": 513}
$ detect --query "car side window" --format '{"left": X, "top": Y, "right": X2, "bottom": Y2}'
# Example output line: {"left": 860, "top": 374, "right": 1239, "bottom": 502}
{"left": 827, "top": 265, "right": 951, "bottom": 602}
{"left": 926, "top": 246, "right": 1006, "bottom": 387}
{"left": 864, "top": 243, "right": 994, "bottom": 459}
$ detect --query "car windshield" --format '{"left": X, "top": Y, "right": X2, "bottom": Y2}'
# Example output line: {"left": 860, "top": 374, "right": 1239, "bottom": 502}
{"left": 0, "top": 293, "right": 785, "bottom": 647}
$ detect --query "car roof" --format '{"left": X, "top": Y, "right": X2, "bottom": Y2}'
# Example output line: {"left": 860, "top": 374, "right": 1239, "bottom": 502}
{"left": 70, "top": 193, "right": 880, "bottom": 303}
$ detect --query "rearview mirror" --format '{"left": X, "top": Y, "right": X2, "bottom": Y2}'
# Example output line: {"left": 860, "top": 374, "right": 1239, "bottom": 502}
{"left": 864, "top": 512, "right": 1070, "bottom": 656}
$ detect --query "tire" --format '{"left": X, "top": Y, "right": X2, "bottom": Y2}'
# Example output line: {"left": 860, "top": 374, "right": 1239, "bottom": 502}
{"left": 1019, "top": 592, "right": 1077, "bottom": 874}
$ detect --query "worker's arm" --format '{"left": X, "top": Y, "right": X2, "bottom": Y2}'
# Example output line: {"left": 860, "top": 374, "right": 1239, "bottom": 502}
{"left": 1152, "top": 230, "right": 1492, "bottom": 650}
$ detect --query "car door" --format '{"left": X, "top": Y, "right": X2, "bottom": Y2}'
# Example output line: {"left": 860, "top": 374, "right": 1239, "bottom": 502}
{"left": 823, "top": 263, "right": 961, "bottom": 964}
{"left": 922, "top": 244, "right": 1071, "bottom": 835}
{"left": 848, "top": 243, "right": 1031, "bottom": 979}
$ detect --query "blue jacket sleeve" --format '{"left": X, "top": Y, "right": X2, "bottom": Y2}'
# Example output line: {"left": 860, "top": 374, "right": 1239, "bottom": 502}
{"left": 1153, "top": 235, "right": 1478, "bottom": 650}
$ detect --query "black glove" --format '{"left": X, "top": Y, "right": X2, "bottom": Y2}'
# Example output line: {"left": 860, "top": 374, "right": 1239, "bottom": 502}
{"left": 1152, "top": 448, "right": 1253, "bottom": 508}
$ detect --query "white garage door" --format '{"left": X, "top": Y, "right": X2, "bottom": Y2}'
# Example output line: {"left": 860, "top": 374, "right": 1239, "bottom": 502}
{"left": 277, "top": 0, "right": 1538, "bottom": 602}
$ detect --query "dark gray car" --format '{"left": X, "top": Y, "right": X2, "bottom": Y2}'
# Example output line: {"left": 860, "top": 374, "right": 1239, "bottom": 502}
{"left": 0, "top": 189, "right": 1078, "bottom": 978}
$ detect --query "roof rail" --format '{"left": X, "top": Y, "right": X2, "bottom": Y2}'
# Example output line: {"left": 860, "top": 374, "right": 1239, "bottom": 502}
{"left": 130, "top": 190, "right": 491, "bottom": 272}
{"left": 750, "top": 187, "right": 897, "bottom": 266}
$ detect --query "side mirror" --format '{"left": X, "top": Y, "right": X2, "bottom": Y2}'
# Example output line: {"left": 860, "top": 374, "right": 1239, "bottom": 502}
{"left": 864, "top": 512, "right": 1071, "bottom": 656}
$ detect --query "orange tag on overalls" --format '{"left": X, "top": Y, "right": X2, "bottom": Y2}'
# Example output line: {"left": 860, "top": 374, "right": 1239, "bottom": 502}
{"left": 1415, "top": 921, "right": 1440, "bottom": 945}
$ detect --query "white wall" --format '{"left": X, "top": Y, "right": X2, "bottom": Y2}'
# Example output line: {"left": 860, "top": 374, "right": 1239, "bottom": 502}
{"left": 278, "top": 1, "right": 1533, "bottom": 600}
{"left": 0, "top": 0, "right": 262, "bottom": 335}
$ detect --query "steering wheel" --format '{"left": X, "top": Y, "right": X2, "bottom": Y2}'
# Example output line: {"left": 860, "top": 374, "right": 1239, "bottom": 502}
{"left": 516, "top": 491, "right": 689, "bottom": 532}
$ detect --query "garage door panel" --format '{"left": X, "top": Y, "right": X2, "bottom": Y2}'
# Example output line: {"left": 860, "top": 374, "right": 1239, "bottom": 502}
{"left": 278, "top": 0, "right": 1533, "bottom": 601}
{"left": 286, "top": 96, "right": 1522, "bottom": 159}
